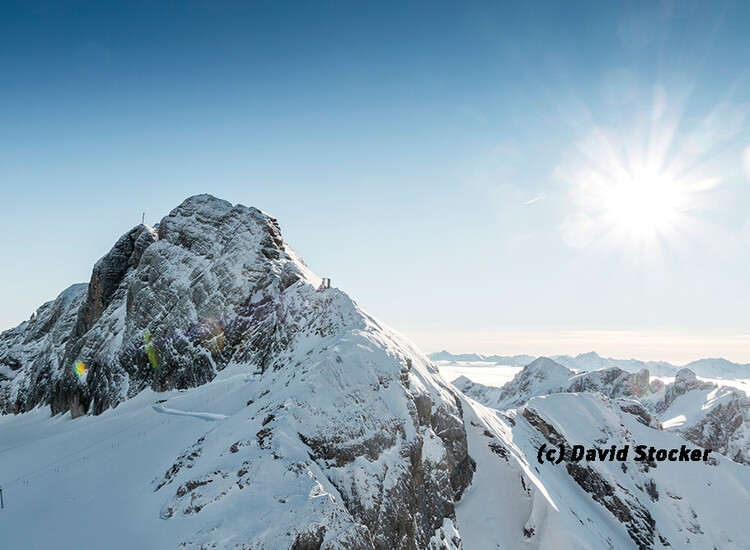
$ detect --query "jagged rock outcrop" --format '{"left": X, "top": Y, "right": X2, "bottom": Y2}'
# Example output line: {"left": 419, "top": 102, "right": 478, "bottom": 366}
{"left": 455, "top": 358, "right": 660, "bottom": 410}
{"left": 1, "top": 195, "right": 313, "bottom": 416}
{"left": 75, "top": 223, "right": 158, "bottom": 336}
{"left": 652, "top": 368, "right": 715, "bottom": 415}
{"left": 3, "top": 195, "right": 750, "bottom": 549}
{"left": 0, "top": 283, "right": 87, "bottom": 414}
{"left": 653, "top": 368, "right": 750, "bottom": 466}
{"left": 680, "top": 390, "right": 750, "bottom": 464}
{"left": 456, "top": 390, "right": 750, "bottom": 550}
{"left": 515, "top": 393, "right": 740, "bottom": 549}
{"left": 566, "top": 367, "right": 656, "bottom": 399}
{"left": 552, "top": 351, "right": 680, "bottom": 377}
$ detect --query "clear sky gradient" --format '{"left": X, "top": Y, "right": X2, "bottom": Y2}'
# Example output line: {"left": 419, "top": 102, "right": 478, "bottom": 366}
{"left": 2, "top": 1, "right": 749, "bottom": 363}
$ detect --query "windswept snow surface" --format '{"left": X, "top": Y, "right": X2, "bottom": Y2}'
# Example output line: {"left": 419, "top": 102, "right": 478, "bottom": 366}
{"left": 7, "top": 354, "right": 746, "bottom": 549}
{"left": 439, "top": 357, "right": 750, "bottom": 548}
{"left": 456, "top": 393, "right": 750, "bottom": 550}
{"left": 0, "top": 377, "right": 246, "bottom": 549}
{"left": 3, "top": 195, "right": 750, "bottom": 550}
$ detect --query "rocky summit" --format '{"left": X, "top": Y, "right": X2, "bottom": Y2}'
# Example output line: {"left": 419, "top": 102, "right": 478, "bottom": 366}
{"left": 2, "top": 195, "right": 313, "bottom": 416}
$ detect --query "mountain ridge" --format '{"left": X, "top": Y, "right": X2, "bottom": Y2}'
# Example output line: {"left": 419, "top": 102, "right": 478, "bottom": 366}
{"left": 429, "top": 349, "right": 750, "bottom": 379}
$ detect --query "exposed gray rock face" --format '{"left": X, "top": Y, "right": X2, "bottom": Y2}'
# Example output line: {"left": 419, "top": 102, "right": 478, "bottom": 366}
{"left": 653, "top": 368, "right": 750, "bottom": 466}
{"left": 0, "top": 283, "right": 87, "bottom": 414}
{"left": 1, "top": 195, "right": 309, "bottom": 416}
{"left": 566, "top": 367, "right": 655, "bottom": 399}
{"left": 652, "top": 368, "right": 715, "bottom": 415}
{"left": 75, "top": 223, "right": 158, "bottom": 336}
{"left": 0, "top": 194, "right": 473, "bottom": 549}
{"left": 680, "top": 391, "right": 750, "bottom": 465}
{"left": 509, "top": 393, "right": 740, "bottom": 550}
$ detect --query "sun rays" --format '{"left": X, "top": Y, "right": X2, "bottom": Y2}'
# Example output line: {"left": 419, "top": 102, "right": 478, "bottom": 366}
{"left": 554, "top": 99, "right": 738, "bottom": 257}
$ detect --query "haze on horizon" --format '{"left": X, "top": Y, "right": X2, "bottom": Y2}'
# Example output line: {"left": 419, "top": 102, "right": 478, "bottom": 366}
{"left": 1, "top": 2, "right": 749, "bottom": 364}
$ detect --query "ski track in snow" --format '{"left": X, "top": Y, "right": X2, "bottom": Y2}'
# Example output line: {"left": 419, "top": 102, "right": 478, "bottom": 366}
{"left": 152, "top": 404, "right": 228, "bottom": 421}
{"left": 0, "top": 443, "right": 25, "bottom": 454}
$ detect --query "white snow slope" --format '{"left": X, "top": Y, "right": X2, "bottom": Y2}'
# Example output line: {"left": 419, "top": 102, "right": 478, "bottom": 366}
{"left": 456, "top": 392, "right": 750, "bottom": 549}
{"left": 0, "top": 284, "right": 469, "bottom": 549}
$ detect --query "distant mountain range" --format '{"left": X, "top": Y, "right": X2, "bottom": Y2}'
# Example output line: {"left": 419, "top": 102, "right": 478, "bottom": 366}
{"left": 427, "top": 350, "right": 537, "bottom": 366}
{"left": 428, "top": 350, "right": 750, "bottom": 379}
{"left": 454, "top": 356, "right": 750, "bottom": 467}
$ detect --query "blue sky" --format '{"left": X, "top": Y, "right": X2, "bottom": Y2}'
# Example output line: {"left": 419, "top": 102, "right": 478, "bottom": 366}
{"left": 2, "top": 1, "right": 749, "bottom": 362}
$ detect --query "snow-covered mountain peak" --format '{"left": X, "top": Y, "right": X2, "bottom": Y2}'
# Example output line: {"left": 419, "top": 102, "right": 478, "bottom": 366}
{"left": 158, "top": 193, "right": 316, "bottom": 281}
{"left": 3, "top": 196, "right": 750, "bottom": 549}
{"left": 453, "top": 357, "right": 574, "bottom": 409}
{"left": 0, "top": 195, "right": 476, "bottom": 548}
{"left": 0, "top": 195, "right": 353, "bottom": 418}
{"left": 524, "top": 356, "right": 570, "bottom": 375}
{"left": 675, "top": 367, "right": 698, "bottom": 384}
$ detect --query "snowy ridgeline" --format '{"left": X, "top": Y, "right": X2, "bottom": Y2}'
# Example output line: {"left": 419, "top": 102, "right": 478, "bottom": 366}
{"left": 0, "top": 195, "right": 749, "bottom": 549}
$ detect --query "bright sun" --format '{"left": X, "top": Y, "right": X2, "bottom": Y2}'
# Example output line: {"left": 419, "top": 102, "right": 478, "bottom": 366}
{"left": 602, "top": 170, "right": 685, "bottom": 238}
{"left": 557, "top": 118, "right": 724, "bottom": 254}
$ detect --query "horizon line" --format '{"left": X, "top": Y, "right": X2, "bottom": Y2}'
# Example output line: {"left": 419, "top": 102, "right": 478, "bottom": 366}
{"left": 400, "top": 327, "right": 750, "bottom": 365}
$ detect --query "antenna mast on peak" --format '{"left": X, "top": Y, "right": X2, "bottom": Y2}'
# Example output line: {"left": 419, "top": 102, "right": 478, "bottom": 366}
{"left": 142, "top": 212, "right": 145, "bottom": 225}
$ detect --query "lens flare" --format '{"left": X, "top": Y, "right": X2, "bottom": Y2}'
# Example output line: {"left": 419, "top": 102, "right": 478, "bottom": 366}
{"left": 556, "top": 123, "right": 721, "bottom": 256}
{"left": 201, "top": 317, "right": 226, "bottom": 352}
{"left": 144, "top": 329, "right": 160, "bottom": 369}
{"left": 74, "top": 359, "right": 87, "bottom": 379}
